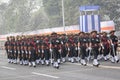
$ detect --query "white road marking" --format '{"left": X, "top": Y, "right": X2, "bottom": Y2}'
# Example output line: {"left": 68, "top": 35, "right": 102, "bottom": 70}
{"left": 1, "top": 66, "right": 16, "bottom": 70}
{"left": 67, "top": 63, "right": 93, "bottom": 66}
{"left": 32, "top": 72, "right": 60, "bottom": 79}
{"left": 67, "top": 63, "right": 120, "bottom": 70}
{"left": 51, "top": 68, "right": 94, "bottom": 75}
{"left": 0, "top": 75, "right": 36, "bottom": 80}
{"left": 100, "top": 65, "right": 120, "bottom": 69}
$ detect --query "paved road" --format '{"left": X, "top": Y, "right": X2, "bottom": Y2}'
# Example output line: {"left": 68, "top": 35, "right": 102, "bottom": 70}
{"left": 0, "top": 50, "right": 120, "bottom": 80}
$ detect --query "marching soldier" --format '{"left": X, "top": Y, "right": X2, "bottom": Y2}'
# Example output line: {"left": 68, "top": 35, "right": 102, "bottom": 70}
{"left": 101, "top": 32, "right": 110, "bottom": 61}
{"left": 28, "top": 38, "right": 36, "bottom": 67}
{"left": 13, "top": 36, "right": 17, "bottom": 64}
{"left": 89, "top": 31, "right": 100, "bottom": 67}
{"left": 35, "top": 36, "right": 41, "bottom": 65}
{"left": 50, "top": 32, "right": 61, "bottom": 69}
{"left": 97, "top": 32, "right": 103, "bottom": 60}
{"left": 5, "top": 37, "right": 11, "bottom": 63}
{"left": 23, "top": 36, "right": 29, "bottom": 65}
{"left": 109, "top": 30, "right": 119, "bottom": 63}
{"left": 85, "top": 33, "right": 91, "bottom": 62}
{"left": 56, "top": 34, "right": 62, "bottom": 64}
{"left": 60, "top": 34, "right": 68, "bottom": 63}
{"left": 44, "top": 36, "right": 50, "bottom": 66}
{"left": 18, "top": 36, "right": 23, "bottom": 65}
{"left": 9, "top": 36, "right": 14, "bottom": 63}
{"left": 16, "top": 36, "right": 21, "bottom": 64}
{"left": 73, "top": 34, "right": 79, "bottom": 62}
{"left": 20, "top": 36, "right": 26, "bottom": 65}
{"left": 40, "top": 36, "right": 45, "bottom": 65}
{"left": 67, "top": 34, "right": 75, "bottom": 63}
{"left": 78, "top": 32, "right": 87, "bottom": 66}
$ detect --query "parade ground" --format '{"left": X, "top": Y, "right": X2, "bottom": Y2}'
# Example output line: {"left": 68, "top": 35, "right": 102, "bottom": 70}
{"left": 0, "top": 50, "right": 120, "bottom": 80}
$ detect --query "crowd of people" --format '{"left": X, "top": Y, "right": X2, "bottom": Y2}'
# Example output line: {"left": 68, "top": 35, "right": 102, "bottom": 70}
{"left": 4, "top": 30, "right": 119, "bottom": 69}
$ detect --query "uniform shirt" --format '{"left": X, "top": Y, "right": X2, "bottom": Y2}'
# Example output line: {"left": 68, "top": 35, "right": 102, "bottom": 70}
{"left": 60, "top": 37, "right": 67, "bottom": 45}
{"left": 20, "top": 40, "right": 24, "bottom": 47}
{"left": 27, "top": 40, "right": 31, "bottom": 47}
{"left": 68, "top": 37, "right": 74, "bottom": 44}
{"left": 86, "top": 36, "right": 91, "bottom": 43}
{"left": 13, "top": 40, "right": 17, "bottom": 47}
{"left": 90, "top": 36, "right": 100, "bottom": 47}
{"left": 101, "top": 36, "right": 109, "bottom": 45}
{"left": 110, "top": 35, "right": 118, "bottom": 43}
{"left": 16, "top": 40, "right": 20, "bottom": 47}
{"left": 4, "top": 41, "right": 10, "bottom": 53}
{"left": 23, "top": 40, "right": 28, "bottom": 47}
{"left": 36, "top": 39, "right": 40, "bottom": 46}
{"left": 4, "top": 41, "right": 10, "bottom": 49}
{"left": 39, "top": 38, "right": 43, "bottom": 45}
{"left": 9, "top": 40, "right": 14, "bottom": 49}
{"left": 5, "top": 41, "right": 10, "bottom": 46}
{"left": 13, "top": 41, "right": 17, "bottom": 53}
{"left": 50, "top": 37, "right": 61, "bottom": 48}
{"left": 41, "top": 38, "right": 49, "bottom": 49}
{"left": 44, "top": 38, "right": 49, "bottom": 46}
{"left": 74, "top": 36, "right": 79, "bottom": 45}
{"left": 78, "top": 37, "right": 87, "bottom": 46}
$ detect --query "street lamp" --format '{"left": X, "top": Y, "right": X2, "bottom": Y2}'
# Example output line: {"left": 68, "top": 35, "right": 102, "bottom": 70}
{"left": 62, "top": 0, "right": 65, "bottom": 33}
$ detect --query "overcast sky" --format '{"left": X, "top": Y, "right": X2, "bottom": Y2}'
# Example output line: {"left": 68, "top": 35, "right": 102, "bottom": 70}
{"left": 0, "top": 0, "right": 9, "bottom": 4}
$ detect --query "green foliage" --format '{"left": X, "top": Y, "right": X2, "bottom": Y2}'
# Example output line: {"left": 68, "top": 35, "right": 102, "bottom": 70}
{"left": 0, "top": 0, "right": 120, "bottom": 34}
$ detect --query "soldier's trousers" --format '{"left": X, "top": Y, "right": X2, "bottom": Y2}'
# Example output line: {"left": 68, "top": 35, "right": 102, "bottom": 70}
{"left": 99, "top": 46, "right": 103, "bottom": 55}
{"left": 80, "top": 46, "right": 86, "bottom": 59}
{"left": 110, "top": 44, "right": 118, "bottom": 57}
{"left": 73, "top": 46, "right": 78, "bottom": 57}
{"left": 29, "top": 54, "right": 36, "bottom": 62}
{"left": 44, "top": 49, "right": 50, "bottom": 60}
{"left": 26, "top": 54, "right": 29, "bottom": 61}
{"left": 36, "top": 53, "right": 40, "bottom": 60}
{"left": 68, "top": 46, "right": 75, "bottom": 57}
{"left": 103, "top": 45, "right": 109, "bottom": 56}
{"left": 14, "top": 51, "right": 18, "bottom": 60}
{"left": 53, "top": 47, "right": 59, "bottom": 61}
{"left": 8, "top": 52, "right": 11, "bottom": 60}
{"left": 22, "top": 53, "right": 26, "bottom": 61}
{"left": 19, "top": 53, "right": 22, "bottom": 61}
{"left": 10, "top": 50, "right": 14, "bottom": 60}
{"left": 7, "top": 50, "right": 11, "bottom": 60}
{"left": 92, "top": 46, "right": 99, "bottom": 59}
{"left": 41, "top": 53, "right": 44, "bottom": 60}
{"left": 61, "top": 46, "right": 67, "bottom": 58}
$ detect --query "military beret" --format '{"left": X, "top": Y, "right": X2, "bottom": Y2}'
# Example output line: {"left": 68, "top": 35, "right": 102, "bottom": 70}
{"left": 85, "top": 32, "right": 90, "bottom": 35}
{"left": 78, "top": 31, "right": 84, "bottom": 35}
{"left": 109, "top": 30, "right": 115, "bottom": 34}
{"left": 62, "top": 34, "right": 66, "bottom": 36}
{"left": 102, "top": 32, "right": 107, "bottom": 35}
{"left": 91, "top": 30, "right": 97, "bottom": 34}
{"left": 51, "top": 32, "right": 57, "bottom": 35}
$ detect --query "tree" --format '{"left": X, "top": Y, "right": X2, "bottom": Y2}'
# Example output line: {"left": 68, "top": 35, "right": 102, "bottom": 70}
{"left": 0, "top": 0, "right": 120, "bottom": 34}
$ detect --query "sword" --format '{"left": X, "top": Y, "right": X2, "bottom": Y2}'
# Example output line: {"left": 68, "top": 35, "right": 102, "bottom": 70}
{"left": 77, "top": 47, "right": 80, "bottom": 62}
{"left": 87, "top": 47, "right": 92, "bottom": 63}
{"left": 111, "top": 44, "right": 116, "bottom": 62}
{"left": 66, "top": 47, "right": 70, "bottom": 61}
{"left": 50, "top": 48, "right": 53, "bottom": 64}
